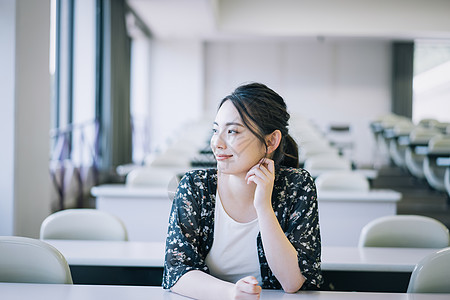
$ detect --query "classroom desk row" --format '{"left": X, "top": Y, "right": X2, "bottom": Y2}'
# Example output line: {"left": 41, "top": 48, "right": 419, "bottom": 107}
{"left": 45, "top": 240, "right": 439, "bottom": 292}
{"left": 0, "top": 283, "right": 450, "bottom": 300}
{"left": 2, "top": 283, "right": 450, "bottom": 300}
{"left": 92, "top": 185, "right": 401, "bottom": 246}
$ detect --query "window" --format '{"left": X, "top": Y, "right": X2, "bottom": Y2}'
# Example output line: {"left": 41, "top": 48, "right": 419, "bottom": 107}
{"left": 50, "top": 0, "right": 99, "bottom": 210}
{"left": 128, "top": 13, "right": 152, "bottom": 164}
{"left": 50, "top": 0, "right": 97, "bottom": 166}
{"left": 50, "top": 0, "right": 151, "bottom": 209}
{"left": 71, "top": 0, "right": 97, "bottom": 167}
{"left": 413, "top": 40, "right": 450, "bottom": 123}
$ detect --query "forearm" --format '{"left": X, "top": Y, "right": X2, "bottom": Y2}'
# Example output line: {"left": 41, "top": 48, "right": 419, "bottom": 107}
{"left": 170, "top": 270, "right": 234, "bottom": 300}
{"left": 257, "top": 207, "right": 305, "bottom": 292}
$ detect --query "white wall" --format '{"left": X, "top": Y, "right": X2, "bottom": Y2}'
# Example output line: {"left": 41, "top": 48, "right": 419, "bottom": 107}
{"left": 0, "top": 0, "right": 16, "bottom": 236}
{"left": 204, "top": 39, "right": 392, "bottom": 166}
{"left": 1, "top": 0, "right": 52, "bottom": 238}
{"left": 148, "top": 40, "right": 205, "bottom": 151}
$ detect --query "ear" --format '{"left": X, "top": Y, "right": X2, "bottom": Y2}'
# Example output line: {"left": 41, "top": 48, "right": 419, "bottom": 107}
{"left": 265, "top": 130, "right": 282, "bottom": 155}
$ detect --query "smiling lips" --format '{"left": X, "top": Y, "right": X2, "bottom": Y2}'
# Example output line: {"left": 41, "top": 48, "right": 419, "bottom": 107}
{"left": 215, "top": 154, "right": 233, "bottom": 161}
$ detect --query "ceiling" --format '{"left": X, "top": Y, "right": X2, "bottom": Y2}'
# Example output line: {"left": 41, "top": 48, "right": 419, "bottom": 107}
{"left": 127, "top": 0, "right": 450, "bottom": 41}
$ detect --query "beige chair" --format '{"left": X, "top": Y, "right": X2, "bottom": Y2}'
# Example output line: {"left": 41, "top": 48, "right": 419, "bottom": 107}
{"left": 304, "top": 155, "right": 352, "bottom": 178}
{"left": 299, "top": 141, "right": 339, "bottom": 164}
{"left": 315, "top": 170, "right": 370, "bottom": 192}
{"left": 358, "top": 215, "right": 450, "bottom": 248}
{"left": 388, "top": 121, "right": 415, "bottom": 169}
{"left": 126, "top": 166, "right": 181, "bottom": 188}
{"left": 0, "top": 236, "right": 73, "bottom": 284}
{"left": 423, "top": 135, "right": 450, "bottom": 192}
{"left": 40, "top": 209, "right": 128, "bottom": 241}
{"left": 407, "top": 247, "right": 450, "bottom": 293}
{"left": 445, "top": 167, "right": 450, "bottom": 198}
{"left": 404, "top": 127, "right": 440, "bottom": 179}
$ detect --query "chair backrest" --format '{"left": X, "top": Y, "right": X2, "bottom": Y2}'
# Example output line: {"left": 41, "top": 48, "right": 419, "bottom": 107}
{"left": 298, "top": 140, "right": 338, "bottom": 161}
{"left": 408, "top": 127, "right": 440, "bottom": 145}
{"left": 315, "top": 170, "right": 370, "bottom": 192}
{"left": 304, "top": 155, "right": 352, "bottom": 172}
{"left": 358, "top": 215, "right": 450, "bottom": 248}
{"left": 428, "top": 135, "right": 450, "bottom": 154}
{"left": 445, "top": 167, "right": 450, "bottom": 198}
{"left": 40, "top": 209, "right": 128, "bottom": 241}
{"left": 126, "top": 167, "right": 180, "bottom": 188}
{"left": 407, "top": 247, "right": 450, "bottom": 293}
{"left": 0, "top": 236, "right": 73, "bottom": 284}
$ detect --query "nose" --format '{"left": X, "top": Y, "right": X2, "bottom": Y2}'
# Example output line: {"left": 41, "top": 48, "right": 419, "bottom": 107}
{"left": 211, "top": 131, "right": 227, "bottom": 150}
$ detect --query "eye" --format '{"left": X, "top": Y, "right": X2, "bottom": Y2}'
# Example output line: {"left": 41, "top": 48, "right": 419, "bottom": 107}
{"left": 212, "top": 128, "right": 218, "bottom": 134}
{"left": 228, "top": 129, "right": 238, "bottom": 134}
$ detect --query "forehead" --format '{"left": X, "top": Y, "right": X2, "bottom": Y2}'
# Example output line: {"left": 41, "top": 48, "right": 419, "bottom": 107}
{"left": 214, "top": 100, "right": 242, "bottom": 124}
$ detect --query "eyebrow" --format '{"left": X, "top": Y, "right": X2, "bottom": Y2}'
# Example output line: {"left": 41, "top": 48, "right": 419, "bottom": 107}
{"left": 213, "top": 122, "right": 245, "bottom": 127}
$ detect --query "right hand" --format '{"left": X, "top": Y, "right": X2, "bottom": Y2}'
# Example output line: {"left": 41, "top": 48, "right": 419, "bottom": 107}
{"left": 232, "top": 276, "right": 262, "bottom": 300}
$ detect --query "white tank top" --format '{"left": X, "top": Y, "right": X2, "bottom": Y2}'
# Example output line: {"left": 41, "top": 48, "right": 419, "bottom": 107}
{"left": 205, "top": 193, "right": 262, "bottom": 284}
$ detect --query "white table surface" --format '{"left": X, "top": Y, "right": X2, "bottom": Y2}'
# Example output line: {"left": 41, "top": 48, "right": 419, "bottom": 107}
{"left": 317, "top": 189, "right": 401, "bottom": 246}
{"left": 91, "top": 183, "right": 402, "bottom": 246}
{"left": 321, "top": 246, "right": 438, "bottom": 272}
{"left": 92, "top": 184, "right": 401, "bottom": 202}
{"left": 1, "top": 283, "right": 449, "bottom": 300}
{"left": 44, "top": 240, "right": 440, "bottom": 273}
{"left": 0, "top": 283, "right": 450, "bottom": 300}
{"left": 91, "top": 184, "right": 170, "bottom": 198}
{"left": 310, "top": 169, "right": 379, "bottom": 180}
{"left": 92, "top": 184, "right": 173, "bottom": 242}
{"left": 45, "top": 240, "right": 165, "bottom": 267}
{"left": 317, "top": 189, "right": 402, "bottom": 202}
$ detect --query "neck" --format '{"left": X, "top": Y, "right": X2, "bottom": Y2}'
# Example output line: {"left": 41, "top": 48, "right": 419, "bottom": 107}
{"left": 217, "top": 171, "right": 256, "bottom": 205}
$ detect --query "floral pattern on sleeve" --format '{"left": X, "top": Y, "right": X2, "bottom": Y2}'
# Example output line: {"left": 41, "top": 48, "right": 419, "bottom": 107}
{"left": 258, "top": 167, "right": 322, "bottom": 289}
{"left": 162, "top": 169, "right": 217, "bottom": 289}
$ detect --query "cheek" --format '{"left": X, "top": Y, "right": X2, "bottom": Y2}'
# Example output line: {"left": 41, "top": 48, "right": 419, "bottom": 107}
{"left": 234, "top": 137, "right": 265, "bottom": 158}
{"left": 231, "top": 134, "right": 253, "bottom": 150}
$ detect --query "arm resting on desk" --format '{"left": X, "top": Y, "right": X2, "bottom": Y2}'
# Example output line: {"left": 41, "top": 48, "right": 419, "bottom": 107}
{"left": 171, "top": 270, "right": 261, "bottom": 300}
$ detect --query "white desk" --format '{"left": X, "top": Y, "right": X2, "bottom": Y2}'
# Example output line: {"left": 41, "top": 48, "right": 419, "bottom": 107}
{"left": 45, "top": 240, "right": 437, "bottom": 273}
{"left": 322, "top": 246, "right": 438, "bottom": 272}
{"left": 43, "top": 240, "right": 441, "bottom": 292}
{"left": 92, "top": 184, "right": 172, "bottom": 242}
{"left": 1, "top": 283, "right": 450, "bottom": 300}
{"left": 45, "top": 240, "right": 165, "bottom": 267}
{"left": 318, "top": 189, "right": 402, "bottom": 246}
{"left": 309, "top": 169, "right": 379, "bottom": 180}
{"left": 93, "top": 184, "right": 402, "bottom": 247}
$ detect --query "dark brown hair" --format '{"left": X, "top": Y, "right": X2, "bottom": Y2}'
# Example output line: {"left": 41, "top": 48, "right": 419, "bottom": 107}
{"left": 219, "top": 82, "right": 299, "bottom": 168}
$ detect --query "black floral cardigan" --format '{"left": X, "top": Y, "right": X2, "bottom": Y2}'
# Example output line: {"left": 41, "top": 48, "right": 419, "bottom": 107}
{"left": 162, "top": 167, "right": 323, "bottom": 290}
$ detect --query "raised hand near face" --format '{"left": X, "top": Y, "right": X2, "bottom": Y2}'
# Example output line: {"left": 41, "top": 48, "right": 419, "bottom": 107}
{"left": 245, "top": 158, "right": 275, "bottom": 211}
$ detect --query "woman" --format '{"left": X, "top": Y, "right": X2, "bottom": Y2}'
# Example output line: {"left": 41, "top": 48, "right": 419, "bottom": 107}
{"left": 163, "top": 83, "right": 322, "bottom": 299}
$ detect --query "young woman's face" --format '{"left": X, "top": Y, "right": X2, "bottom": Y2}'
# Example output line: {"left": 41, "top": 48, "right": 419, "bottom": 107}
{"left": 210, "top": 100, "right": 266, "bottom": 175}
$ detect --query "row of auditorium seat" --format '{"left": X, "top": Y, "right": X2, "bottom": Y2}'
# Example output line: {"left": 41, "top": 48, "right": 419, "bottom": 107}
{"left": 371, "top": 114, "right": 450, "bottom": 197}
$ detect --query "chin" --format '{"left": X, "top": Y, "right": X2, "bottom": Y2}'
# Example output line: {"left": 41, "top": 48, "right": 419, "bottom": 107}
{"left": 216, "top": 164, "right": 234, "bottom": 174}
{"left": 215, "top": 160, "right": 232, "bottom": 171}
{"left": 216, "top": 162, "right": 249, "bottom": 176}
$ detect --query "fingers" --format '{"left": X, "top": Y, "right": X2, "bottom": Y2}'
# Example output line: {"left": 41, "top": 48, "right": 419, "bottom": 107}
{"left": 241, "top": 276, "right": 259, "bottom": 287}
{"left": 259, "top": 158, "right": 275, "bottom": 173}
{"left": 235, "top": 276, "right": 262, "bottom": 298}
{"left": 245, "top": 158, "right": 275, "bottom": 184}
{"left": 246, "top": 168, "right": 265, "bottom": 185}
